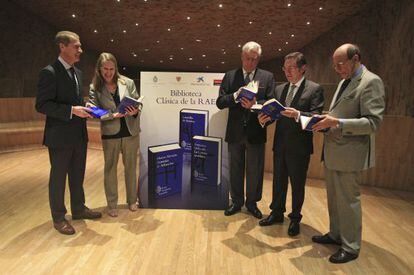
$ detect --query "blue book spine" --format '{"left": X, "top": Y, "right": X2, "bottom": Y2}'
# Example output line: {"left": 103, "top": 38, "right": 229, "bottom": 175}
{"left": 179, "top": 111, "right": 208, "bottom": 153}
{"left": 191, "top": 138, "right": 221, "bottom": 186}
{"left": 148, "top": 146, "right": 183, "bottom": 199}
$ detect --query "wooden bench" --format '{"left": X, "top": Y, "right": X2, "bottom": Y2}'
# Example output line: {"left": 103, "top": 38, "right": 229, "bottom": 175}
{"left": 0, "top": 98, "right": 102, "bottom": 152}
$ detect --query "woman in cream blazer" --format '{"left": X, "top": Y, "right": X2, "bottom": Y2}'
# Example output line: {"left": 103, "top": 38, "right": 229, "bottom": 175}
{"left": 88, "top": 52, "right": 141, "bottom": 217}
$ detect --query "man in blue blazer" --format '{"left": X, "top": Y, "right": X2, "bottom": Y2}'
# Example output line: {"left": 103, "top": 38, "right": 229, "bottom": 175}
{"left": 36, "top": 31, "right": 101, "bottom": 235}
{"left": 216, "top": 41, "right": 275, "bottom": 218}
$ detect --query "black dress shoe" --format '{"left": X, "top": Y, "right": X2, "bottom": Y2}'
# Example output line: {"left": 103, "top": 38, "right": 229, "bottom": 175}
{"left": 224, "top": 204, "right": 241, "bottom": 216}
{"left": 259, "top": 212, "right": 284, "bottom": 226}
{"left": 329, "top": 248, "right": 358, "bottom": 264}
{"left": 72, "top": 207, "right": 102, "bottom": 220}
{"left": 312, "top": 233, "right": 341, "bottom": 245}
{"left": 247, "top": 206, "right": 262, "bottom": 219}
{"left": 288, "top": 221, "right": 300, "bottom": 236}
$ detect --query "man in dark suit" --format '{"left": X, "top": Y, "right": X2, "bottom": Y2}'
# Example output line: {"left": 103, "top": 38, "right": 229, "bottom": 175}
{"left": 216, "top": 41, "right": 275, "bottom": 219}
{"left": 258, "top": 52, "right": 324, "bottom": 236}
{"left": 36, "top": 31, "right": 101, "bottom": 235}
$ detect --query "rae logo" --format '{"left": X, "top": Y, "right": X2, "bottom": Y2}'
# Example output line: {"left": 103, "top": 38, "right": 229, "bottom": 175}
{"left": 213, "top": 79, "right": 222, "bottom": 86}
{"left": 197, "top": 76, "right": 205, "bottom": 83}
{"left": 153, "top": 76, "right": 158, "bottom": 83}
{"left": 176, "top": 76, "right": 182, "bottom": 82}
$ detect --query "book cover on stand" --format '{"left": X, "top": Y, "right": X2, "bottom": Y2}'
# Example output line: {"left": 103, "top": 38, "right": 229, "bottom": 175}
{"left": 300, "top": 115, "right": 328, "bottom": 132}
{"left": 236, "top": 80, "right": 259, "bottom": 101}
{"left": 117, "top": 95, "right": 144, "bottom": 114}
{"left": 179, "top": 109, "right": 209, "bottom": 154}
{"left": 191, "top": 136, "right": 222, "bottom": 186}
{"left": 251, "top": 98, "right": 286, "bottom": 120}
{"left": 148, "top": 143, "right": 183, "bottom": 201}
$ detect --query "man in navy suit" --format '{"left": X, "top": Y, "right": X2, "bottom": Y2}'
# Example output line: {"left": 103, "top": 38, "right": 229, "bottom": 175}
{"left": 258, "top": 52, "right": 324, "bottom": 236}
{"left": 216, "top": 41, "right": 275, "bottom": 219}
{"left": 36, "top": 31, "right": 101, "bottom": 235}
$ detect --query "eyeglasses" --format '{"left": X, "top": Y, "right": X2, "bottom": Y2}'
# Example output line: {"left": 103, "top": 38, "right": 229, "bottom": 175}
{"left": 282, "top": 66, "right": 299, "bottom": 71}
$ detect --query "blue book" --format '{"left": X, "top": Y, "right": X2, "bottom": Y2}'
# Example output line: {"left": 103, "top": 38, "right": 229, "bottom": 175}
{"left": 191, "top": 136, "right": 222, "bottom": 186}
{"left": 179, "top": 109, "right": 209, "bottom": 153}
{"left": 300, "top": 115, "right": 328, "bottom": 132}
{"left": 251, "top": 98, "right": 286, "bottom": 120}
{"left": 148, "top": 143, "right": 183, "bottom": 199}
{"left": 236, "top": 80, "right": 258, "bottom": 101}
{"left": 89, "top": 106, "right": 110, "bottom": 119}
{"left": 117, "top": 95, "right": 144, "bottom": 114}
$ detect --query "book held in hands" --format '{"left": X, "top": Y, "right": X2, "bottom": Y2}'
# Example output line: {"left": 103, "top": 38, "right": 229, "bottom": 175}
{"left": 236, "top": 80, "right": 259, "bottom": 101}
{"left": 148, "top": 143, "right": 183, "bottom": 199}
{"left": 179, "top": 109, "right": 209, "bottom": 153}
{"left": 89, "top": 106, "right": 110, "bottom": 119}
{"left": 117, "top": 95, "right": 144, "bottom": 114}
{"left": 300, "top": 115, "right": 328, "bottom": 132}
{"left": 251, "top": 98, "right": 286, "bottom": 120}
{"left": 191, "top": 136, "right": 222, "bottom": 186}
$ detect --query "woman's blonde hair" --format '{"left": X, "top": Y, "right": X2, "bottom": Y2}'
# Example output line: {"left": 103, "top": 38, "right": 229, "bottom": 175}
{"left": 91, "top": 52, "right": 125, "bottom": 92}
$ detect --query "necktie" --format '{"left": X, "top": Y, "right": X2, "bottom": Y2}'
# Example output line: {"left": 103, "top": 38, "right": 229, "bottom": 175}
{"left": 244, "top": 73, "right": 251, "bottom": 85}
{"left": 69, "top": 67, "right": 80, "bottom": 96}
{"left": 285, "top": 84, "right": 296, "bottom": 107}
{"left": 334, "top": 79, "right": 351, "bottom": 104}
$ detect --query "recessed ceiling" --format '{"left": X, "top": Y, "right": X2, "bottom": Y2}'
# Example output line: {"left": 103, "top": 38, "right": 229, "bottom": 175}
{"left": 12, "top": 0, "right": 373, "bottom": 72}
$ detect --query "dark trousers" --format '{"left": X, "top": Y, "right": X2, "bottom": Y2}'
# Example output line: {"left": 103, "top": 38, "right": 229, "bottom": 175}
{"left": 270, "top": 146, "right": 310, "bottom": 222}
{"left": 48, "top": 144, "right": 87, "bottom": 222}
{"left": 228, "top": 139, "right": 265, "bottom": 208}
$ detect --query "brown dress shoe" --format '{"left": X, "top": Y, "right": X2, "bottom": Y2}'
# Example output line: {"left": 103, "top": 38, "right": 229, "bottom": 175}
{"left": 72, "top": 207, "right": 102, "bottom": 220}
{"left": 53, "top": 220, "right": 75, "bottom": 235}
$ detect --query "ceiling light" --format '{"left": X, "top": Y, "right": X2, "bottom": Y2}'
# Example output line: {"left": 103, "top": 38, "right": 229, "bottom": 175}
{"left": 123, "top": 67, "right": 126, "bottom": 70}
{"left": 268, "top": 31, "right": 272, "bottom": 35}
{"left": 110, "top": 38, "right": 114, "bottom": 42}
{"left": 93, "top": 29, "right": 98, "bottom": 33}
{"left": 221, "top": 61, "right": 225, "bottom": 64}
{"left": 223, "top": 52, "right": 226, "bottom": 55}
{"left": 167, "top": 28, "right": 171, "bottom": 31}
{"left": 180, "top": 47, "right": 184, "bottom": 50}
{"left": 287, "top": 3, "right": 291, "bottom": 7}
{"left": 123, "top": 30, "right": 127, "bottom": 33}
{"left": 219, "top": 4, "right": 223, "bottom": 8}
{"left": 238, "top": 44, "right": 241, "bottom": 48}
{"left": 291, "top": 34, "right": 295, "bottom": 37}
{"left": 187, "top": 16, "right": 191, "bottom": 20}
{"left": 319, "top": 7, "right": 323, "bottom": 10}
{"left": 189, "top": 57, "right": 193, "bottom": 60}
{"left": 306, "top": 21, "right": 311, "bottom": 25}
{"left": 196, "top": 39, "right": 202, "bottom": 42}
{"left": 160, "top": 60, "right": 163, "bottom": 63}
{"left": 135, "top": 23, "right": 139, "bottom": 26}
{"left": 169, "top": 57, "right": 173, "bottom": 60}
{"left": 202, "top": 54, "right": 206, "bottom": 57}
{"left": 278, "top": 48, "right": 282, "bottom": 51}
{"left": 144, "top": 48, "right": 149, "bottom": 51}
{"left": 285, "top": 41, "right": 289, "bottom": 44}
{"left": 71, "top": 14, "right": 76, "bottom": 18}
{"left": 206, "top": 66, "right": 209, "bottom": 69}
{"left": 217, "top": 24, "right": 221, "bottom": 27}
{"left": 116, "top": 0, "right": 120, "bottom": 2}
{"left": 156, "top": 40, "right": 160, "bottom": 43}
{"left": 249, "top": 21, "right": 253, "bottom": 24}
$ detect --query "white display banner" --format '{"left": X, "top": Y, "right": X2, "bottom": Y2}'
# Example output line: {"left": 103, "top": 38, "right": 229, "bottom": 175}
{"left": 139, "top": 72, "right": 229, "bottom": 209}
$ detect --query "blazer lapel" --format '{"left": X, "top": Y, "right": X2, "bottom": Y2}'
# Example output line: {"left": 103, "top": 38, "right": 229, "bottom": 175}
{"left": 290, "top": 78, "right": 306, "bottom": 107}
{"left": 330, "top": 67, "right": 365, "bottom": 111}
{"left": 118, "top": 80, "right": 127, "bottom": 100}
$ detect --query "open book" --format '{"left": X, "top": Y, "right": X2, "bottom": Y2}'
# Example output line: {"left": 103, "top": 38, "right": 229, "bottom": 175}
{"left": 251, "top": 98, "right": 285, "bottom": 120}
{"left": 300, "top": 115, "right": 328, "bottom": 132}
{"left": 117, "top": 95, "right": 144, "bottom": 114}
{"left": 236, "top": 80, "right": 259, "bottom": 101}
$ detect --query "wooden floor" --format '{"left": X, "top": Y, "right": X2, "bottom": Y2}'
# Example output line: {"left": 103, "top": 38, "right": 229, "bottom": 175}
{"left": 0, "top": 149, "right": 413, "bottom": 275}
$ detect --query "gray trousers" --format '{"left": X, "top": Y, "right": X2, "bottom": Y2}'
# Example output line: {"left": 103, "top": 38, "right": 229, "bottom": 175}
{"left": 228, "top": 140, "right": 265, "bottom": 208}
{"left": 102, "top": 135, "right": 139, "bottom": 209}
{"left": 325, "top": 167, "right": 362, "bottom": 255}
